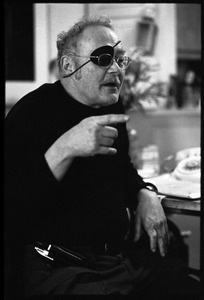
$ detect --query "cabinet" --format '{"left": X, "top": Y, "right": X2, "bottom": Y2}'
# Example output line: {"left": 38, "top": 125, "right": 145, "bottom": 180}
{"left": 177, "top": 4, "right": 201, "bottom": 60}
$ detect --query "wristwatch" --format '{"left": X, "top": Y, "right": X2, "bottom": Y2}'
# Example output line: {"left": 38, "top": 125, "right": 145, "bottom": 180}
{"left": 143, "top": 182, "right": 158, "bottom": 194}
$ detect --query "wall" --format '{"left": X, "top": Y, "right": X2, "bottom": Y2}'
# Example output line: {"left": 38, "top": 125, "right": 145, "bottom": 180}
{"left": 155, "top": 4, "right": 177, "bottom": 81}
{"left": 48, "top": 4, "right": 85, "bottom": 66}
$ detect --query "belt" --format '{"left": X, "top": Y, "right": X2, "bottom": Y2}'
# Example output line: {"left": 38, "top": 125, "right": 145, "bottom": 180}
{"left": 35, "top": 240, "right": 122, "bottom": 257}
{"left": 91, "top": 242, "right": 122, "bottom": 256}
{"left": 34, "top": 242, "right": 89, "bottom": 267}
{"left": 34, "top": 241, "right": 123, "bottom": 269}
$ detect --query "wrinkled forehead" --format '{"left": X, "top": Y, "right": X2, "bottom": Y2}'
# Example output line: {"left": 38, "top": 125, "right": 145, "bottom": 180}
{"left": 79, "top": 26, "right": 124, "bottom": 55}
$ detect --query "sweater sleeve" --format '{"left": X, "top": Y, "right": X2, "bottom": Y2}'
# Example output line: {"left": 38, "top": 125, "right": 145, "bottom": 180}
{"left": 122, "top": 134, "right": 146, "bottom": 210}
{"left": 117, "top": 100, "right": 146, "bottom": 210}
{"left": 4, "top": 94, "right": 63, "bottom": 245}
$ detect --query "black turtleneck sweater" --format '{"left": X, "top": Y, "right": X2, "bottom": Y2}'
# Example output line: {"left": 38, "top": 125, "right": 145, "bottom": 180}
{"left": 5, "top": 81, "right": 146, "bottom": 249}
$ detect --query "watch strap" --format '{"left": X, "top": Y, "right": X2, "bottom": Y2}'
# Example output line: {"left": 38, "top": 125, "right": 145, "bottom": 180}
{"left": 144, "top": 182, "right": 158, "bottom": 194}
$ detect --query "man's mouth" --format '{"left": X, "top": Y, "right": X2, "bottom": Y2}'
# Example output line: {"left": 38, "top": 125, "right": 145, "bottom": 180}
{"left": 102, "top": 80, "right": 120, "bottom": 89}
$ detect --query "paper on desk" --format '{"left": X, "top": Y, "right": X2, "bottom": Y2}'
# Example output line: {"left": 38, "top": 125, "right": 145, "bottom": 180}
{"left": 144, "top": 173, "right": 200, "bottom": 200}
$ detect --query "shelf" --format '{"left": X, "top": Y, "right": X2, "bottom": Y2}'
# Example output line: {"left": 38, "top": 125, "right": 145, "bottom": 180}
{"left": 145, "top": 108, "right": 201, "bottom": 117}
{"left": 128, "top": 107, "right": 201, "bottom": 118}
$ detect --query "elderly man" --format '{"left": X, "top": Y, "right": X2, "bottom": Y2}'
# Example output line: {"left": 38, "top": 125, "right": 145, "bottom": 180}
{"left": 5, "top": 16, "right": 201, "bottom": 297}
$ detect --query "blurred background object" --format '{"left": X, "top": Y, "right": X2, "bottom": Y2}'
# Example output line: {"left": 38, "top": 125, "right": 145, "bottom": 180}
{"left": 48, "top": 58, "right": 60, "bottom": 82}
{"left": 137, "top": 144, "right": 160, "bottom": 179}
{"left": 120, "top": 49, "right": 168, "bottom": 112}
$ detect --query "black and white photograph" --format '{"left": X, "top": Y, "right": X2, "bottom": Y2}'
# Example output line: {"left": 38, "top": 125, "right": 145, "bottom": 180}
{"left": 5, "top": 2, "right": 202, "bottom": 298}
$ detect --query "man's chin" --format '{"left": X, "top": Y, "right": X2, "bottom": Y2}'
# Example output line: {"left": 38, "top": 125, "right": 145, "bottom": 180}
{"left": 103, "top": 94, "right": 119, "bottom": 106}
{"left": 101, "top": 86, "right": 120, "bottom": 103}
{"left": 105, "top": 89, "right": 120, "bottom": 103}
{"left": 92, "top": 91, "right": 119, "bottom": 108}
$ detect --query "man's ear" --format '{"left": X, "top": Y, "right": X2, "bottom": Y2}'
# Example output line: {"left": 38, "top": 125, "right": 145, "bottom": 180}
{"left": 60, "top": 54, "right": 74, "bottom": 76}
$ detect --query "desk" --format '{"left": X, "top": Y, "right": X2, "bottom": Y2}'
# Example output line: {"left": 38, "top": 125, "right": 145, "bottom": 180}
{"left": 145, "top": 174, "right": 200, "bottom": 216}
{"left": 161, "top": 196, "right": 200, "bottom": 216}
{"left": 161, "top": 195, "right": 202, "bottom": 283}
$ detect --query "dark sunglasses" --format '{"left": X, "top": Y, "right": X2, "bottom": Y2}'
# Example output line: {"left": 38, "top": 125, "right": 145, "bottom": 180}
{"left": 63, "top": 41, "right": 131, "bottom": 78}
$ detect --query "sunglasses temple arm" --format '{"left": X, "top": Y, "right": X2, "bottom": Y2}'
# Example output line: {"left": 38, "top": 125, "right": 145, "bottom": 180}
{"left": 113, "top": 41, "right": 121, "bottom": 48}
{"left": 63, "top": 60, "right": 91, "bottom": 78}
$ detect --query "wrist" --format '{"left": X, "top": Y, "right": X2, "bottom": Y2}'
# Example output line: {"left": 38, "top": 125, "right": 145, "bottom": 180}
{"left": 137, "top": 183, "right": 159, "bottom": 203}
{"left": 45, "top": 143, "right": 75, "bottom": 181}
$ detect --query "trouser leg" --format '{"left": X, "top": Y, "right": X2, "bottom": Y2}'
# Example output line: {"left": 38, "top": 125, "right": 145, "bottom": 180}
{"left": 123, "top": 235, "right": 201, "bottom": 296}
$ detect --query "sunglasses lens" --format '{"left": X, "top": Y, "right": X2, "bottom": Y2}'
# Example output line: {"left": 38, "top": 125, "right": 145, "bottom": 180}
{"left": 116, "top": 56, "right": 129, "bottom": 69}
{"left": 99, "top": 54, "right": 112, "bottom": 67}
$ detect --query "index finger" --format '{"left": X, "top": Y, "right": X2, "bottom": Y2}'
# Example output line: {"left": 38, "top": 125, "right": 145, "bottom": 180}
{"left": 96, "top": 114, "right": 129, "bottom": 126}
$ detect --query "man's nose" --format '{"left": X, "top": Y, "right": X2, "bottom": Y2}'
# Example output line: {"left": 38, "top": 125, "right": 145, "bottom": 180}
{"left": 108, "top": 59, "right": 122, "bottom": 74}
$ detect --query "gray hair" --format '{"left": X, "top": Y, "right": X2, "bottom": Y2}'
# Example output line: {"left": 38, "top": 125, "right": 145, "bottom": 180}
{"left": 56, "top": 15, "right": 114, "bottom": 72}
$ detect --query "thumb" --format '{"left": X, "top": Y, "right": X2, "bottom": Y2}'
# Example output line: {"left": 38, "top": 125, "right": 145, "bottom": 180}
{"left": 133, "top": 215, "right": 142, "bottom": 242}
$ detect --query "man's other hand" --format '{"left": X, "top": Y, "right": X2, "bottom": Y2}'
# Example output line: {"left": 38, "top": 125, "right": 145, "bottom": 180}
{"left": 134, "top": 189, "right": 170, "bottom": 257}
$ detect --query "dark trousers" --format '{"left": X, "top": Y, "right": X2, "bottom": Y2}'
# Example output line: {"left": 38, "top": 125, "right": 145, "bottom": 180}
{"left": 6, "top": 236, "right": 197, "bottom": 298}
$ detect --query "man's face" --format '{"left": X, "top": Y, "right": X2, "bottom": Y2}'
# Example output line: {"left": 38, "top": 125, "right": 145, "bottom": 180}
{"left": 71, "top": 26, "right": 126, "bottom": 108}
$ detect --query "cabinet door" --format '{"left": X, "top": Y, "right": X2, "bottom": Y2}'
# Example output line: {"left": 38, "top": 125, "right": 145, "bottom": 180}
{"left": 177, "top": 4, "right": 201, "bottom": 59}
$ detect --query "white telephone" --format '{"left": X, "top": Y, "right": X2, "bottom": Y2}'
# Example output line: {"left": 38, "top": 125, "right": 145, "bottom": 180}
{"left": 146, "top": 147, "right": 200, "bottom": 199}
{"left": 172, "top": 147, "right": 200, "bottom": 183}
